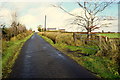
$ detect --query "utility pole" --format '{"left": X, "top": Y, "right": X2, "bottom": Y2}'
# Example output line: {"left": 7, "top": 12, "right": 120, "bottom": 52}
{"left": 44, "top": 15, "right": 46, "bottom": 31}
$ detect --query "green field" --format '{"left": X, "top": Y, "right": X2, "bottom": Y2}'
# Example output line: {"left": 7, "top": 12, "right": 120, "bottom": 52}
{"left": 98, "top": 33, "right": 120, "bottom": 38}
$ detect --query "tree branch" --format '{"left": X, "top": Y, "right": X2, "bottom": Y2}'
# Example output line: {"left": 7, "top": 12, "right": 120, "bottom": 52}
{"left": 52, "top": 4, "right": 87, "bottom": 21}
{"left": 94, "top": 2, "right": 112, "bottom": 15}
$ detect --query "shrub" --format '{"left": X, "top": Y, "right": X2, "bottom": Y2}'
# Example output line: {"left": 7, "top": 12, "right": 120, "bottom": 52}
{"left": 10, "top": 36, "right": 18, "bottom": 41}
{"left": 10, "top": 31, "right": 32, "bottom": 41}
{"left": 16, "top": 34, "right": 23, "bottom": 40}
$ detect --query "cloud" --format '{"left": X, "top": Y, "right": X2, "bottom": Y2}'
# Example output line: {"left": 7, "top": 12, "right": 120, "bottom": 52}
{"left": 19, "top": 14, "right": 40, "bottom": 31}
{"left": 0, "top": 8, "right": 12, "bottom": 26}
{"left": 0, "top": 2, "right": 118, "bottom": 32}
{"left": 94, "top": 20, "right": 118, "bottom": 32}
{"left": 19, "top": 5, "right": 74, "bottom": 31}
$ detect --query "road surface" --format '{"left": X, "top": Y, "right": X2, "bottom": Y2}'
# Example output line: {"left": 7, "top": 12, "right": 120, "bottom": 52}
{"left": 9, "top": 33, "right": 98, "bottom": 78}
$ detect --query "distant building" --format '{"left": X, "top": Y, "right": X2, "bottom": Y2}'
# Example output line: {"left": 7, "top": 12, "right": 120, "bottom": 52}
{"left": 59, "top": 29, "right": 65, "bottom": 32}
{"left": 99, "top": 16, "right": 117, "bottom": 20}
{"left": 47, "top": 28, "right": 56, "bottom": 31}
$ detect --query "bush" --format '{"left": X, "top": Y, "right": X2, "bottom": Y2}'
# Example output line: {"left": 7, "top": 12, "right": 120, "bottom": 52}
{"left": 10, "top": 31, "right": 32, "bottom": 41}
{"left": 10, "top": 36, "right": 18, "bottom": 41}
{"left": 16, "top": 34, "right": 23, "bottom": 40}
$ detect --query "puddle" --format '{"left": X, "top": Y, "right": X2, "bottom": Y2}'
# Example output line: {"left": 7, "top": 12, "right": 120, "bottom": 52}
{"left": 43, "top": 47, "right": 47, "bottom": 49}
{"left": 25, "top": 55, "right": 31, "bottom": 58}
{"left": 31, "top": 35, "right": 35, "bottom": 39}
{"left": 56, "top": 52, "right": 64, "bottom": 58}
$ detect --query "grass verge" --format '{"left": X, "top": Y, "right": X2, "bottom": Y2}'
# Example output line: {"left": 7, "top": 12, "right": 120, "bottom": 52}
{"left": 2, "top": 33, "right": 33, "bottom": 78}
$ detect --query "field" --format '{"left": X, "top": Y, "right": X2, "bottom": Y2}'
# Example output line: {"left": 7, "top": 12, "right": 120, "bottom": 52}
{"left": 38, "top": 32, "right": 120, "bottom": 78}
{"left": 98, "top": 33, "right": 120, "bottom": 38}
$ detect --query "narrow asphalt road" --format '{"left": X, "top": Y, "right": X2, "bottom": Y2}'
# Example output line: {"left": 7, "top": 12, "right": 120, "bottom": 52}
{"left": 9, "top": 33, "right": 98, "bottom": 78}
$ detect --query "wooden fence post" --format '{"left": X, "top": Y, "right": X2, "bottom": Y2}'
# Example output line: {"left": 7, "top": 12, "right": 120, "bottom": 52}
{"left": 73, "top": 32, "right": 76, "bottom": 42}
{"left": 99, "top": 36, "right": 102, "bottom": 47}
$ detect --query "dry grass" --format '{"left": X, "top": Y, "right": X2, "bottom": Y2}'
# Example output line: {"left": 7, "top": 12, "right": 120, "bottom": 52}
{"left": 41, "top": 32, "right": 60, "bottom": 43}
{"left": 39, "top": 32, "right": 83, "bottom": 46}
{"left": 56, "top": 33, "right": 83, "bottom": 46}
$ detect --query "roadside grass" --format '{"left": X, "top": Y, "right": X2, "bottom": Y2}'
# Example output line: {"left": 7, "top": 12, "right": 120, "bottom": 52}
{"left": 40, "top": 35, "right": 54, "bottom": 45}
{"left": 98, "top": 33, "right": 120, "bottom": 38}
{"left": 65, "top": 45, "right": 99, "bottom": 55}
{"left": 77, "top": 56, "right": 119, "bottom": 78}
{"left": 2, "top": 33, "right": 33, "bottom": 78}
{"left": 38, "top": 33, "right": 120, "bottom": 78}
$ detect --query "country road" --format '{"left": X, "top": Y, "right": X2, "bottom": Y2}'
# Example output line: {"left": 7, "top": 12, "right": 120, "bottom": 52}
{"left": 9, "top": 33, "right": 98, "bottom": 78}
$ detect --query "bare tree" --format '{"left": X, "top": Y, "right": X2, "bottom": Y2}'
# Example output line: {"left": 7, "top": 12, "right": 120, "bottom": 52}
{"left": 53, "top": 1, "right": 112, "bottom": 38}
{"left": 11, "top": 11, "right": 18, "bottom": 36}
{"left": 10, "top": 11, "right": 27, "bottom": 37}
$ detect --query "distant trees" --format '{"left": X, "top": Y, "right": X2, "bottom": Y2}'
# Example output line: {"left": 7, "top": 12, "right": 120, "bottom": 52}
{"left": 2, "top": 11, "right": 27, "bottom": 41}
{"left": 2, "top": 23, "right": 27, "bottom": 41}
{"left": 38, "top": 27, "right": 42, "bottom": 32}
{"left": 53, "top": 1, "right": 112, "bottom": 38}
{"left": 38, "top": 25, "right": 44, "bottom": 32}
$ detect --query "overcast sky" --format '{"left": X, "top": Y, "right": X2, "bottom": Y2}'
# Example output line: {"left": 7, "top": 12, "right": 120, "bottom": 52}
{"left": 0, "top": 1, "right": 119, "bottom": 32}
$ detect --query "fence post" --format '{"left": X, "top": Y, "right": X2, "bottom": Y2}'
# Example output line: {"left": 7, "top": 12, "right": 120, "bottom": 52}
{"left": 73, "top": 32, "right": 76, "bottom": 42}
{"left": 99, "top": 36, "right": 102, "bottom": 47}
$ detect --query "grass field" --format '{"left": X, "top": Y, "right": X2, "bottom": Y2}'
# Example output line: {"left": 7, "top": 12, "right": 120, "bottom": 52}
{"left": 98, "top": 33, "right": 120, "bottom": 38}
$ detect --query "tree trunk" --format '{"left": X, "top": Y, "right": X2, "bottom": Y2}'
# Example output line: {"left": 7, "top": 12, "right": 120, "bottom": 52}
{"left": 87, "top": 29, "right": 91, "bottom": 39}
